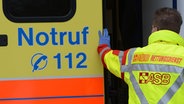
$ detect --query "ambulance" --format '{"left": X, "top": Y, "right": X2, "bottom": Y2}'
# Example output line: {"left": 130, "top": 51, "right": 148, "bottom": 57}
{"left": 0, "top": 0, "right": 104, "bottom": 104}
{"left": 0, "top": 0, "right": 183, "bottom": 104}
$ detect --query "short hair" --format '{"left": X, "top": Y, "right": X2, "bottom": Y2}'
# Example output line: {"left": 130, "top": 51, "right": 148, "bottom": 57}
{"left": 152, "top": 7, "right": 182, "bottom": 33}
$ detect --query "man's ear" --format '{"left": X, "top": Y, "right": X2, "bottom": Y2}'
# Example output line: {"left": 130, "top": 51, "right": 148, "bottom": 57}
{"left": 151, "top": 25, "right": 158, "bottom": 33}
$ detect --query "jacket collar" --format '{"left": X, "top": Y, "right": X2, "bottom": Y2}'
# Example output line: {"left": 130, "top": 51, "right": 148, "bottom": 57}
{"left": 148, "top": 30, "right": 184, "bottom": 47}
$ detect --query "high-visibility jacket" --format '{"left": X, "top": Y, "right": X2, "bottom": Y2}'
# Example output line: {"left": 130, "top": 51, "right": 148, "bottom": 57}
{"left": 98, "top": 30, "right": 184, "bottom": 104}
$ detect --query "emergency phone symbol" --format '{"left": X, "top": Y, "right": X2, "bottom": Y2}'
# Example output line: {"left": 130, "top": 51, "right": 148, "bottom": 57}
{"left": 31, "top": 53, "right": 48, "bottom": 72}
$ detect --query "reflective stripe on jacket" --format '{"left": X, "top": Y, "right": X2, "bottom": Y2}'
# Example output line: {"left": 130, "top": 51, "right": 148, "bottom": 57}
{"left": 98, "top": 30, "right": 184, "bottom": 104}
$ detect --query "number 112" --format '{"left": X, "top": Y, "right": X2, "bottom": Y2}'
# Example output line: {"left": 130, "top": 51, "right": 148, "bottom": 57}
{"left": 53, "top": 52, "right": 87, "bottom": 69}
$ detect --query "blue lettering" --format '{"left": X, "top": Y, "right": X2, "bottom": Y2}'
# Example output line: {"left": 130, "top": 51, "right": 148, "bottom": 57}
{"left": 59, "top": 32, "right": 67, "bottom": 45}
{"left": 81, "top": 26, "right": 89, "bottom": 44}
{"left": 18, "top": 28, "right": 33, "bottom": 46}
{"left": 18, "top": 26, "right": 89, "bottom": 46}
{"left": 68, "top": 31, "right": 80, "bottom": 45}
{"left": 36, "top": 32, "right": 49, "bottom": 46}
{"left": 50, "top": 28, "right": 58, "bottom": 45}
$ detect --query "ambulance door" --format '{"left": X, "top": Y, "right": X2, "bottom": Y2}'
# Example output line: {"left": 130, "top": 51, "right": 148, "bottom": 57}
{"left": 0, "top": 0, "right": 104, "bottom": 104}
{"left": 103, "top": 0, "right": 142, "bottom": 103}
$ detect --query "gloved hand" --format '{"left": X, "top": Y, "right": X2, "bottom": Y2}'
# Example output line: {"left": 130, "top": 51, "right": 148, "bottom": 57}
{"left": 98, "top": 28, "right": 110, "bottom": 47}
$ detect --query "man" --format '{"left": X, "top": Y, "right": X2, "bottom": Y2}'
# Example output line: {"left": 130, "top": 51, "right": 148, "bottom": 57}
{"left": 98, "top": 7, "right": 184, "bottom": 104}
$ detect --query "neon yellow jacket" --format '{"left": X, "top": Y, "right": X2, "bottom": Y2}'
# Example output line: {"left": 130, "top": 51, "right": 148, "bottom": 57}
{"left": 98, "top": 30, "right": 184, "bottom": 104}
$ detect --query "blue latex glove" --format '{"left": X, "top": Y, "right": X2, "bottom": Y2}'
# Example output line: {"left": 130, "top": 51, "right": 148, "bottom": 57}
{"left": 98, "top": 28, "right": 110, "bottom": 47}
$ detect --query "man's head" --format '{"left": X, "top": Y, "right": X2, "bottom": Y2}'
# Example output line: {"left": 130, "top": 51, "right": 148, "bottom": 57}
{"left": 152, "top": 7, "right": 182, "bottom": 33}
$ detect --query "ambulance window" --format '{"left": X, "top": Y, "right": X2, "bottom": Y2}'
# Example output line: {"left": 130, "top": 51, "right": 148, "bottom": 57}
{"left": 3, "top": 0, "right": 76, "bottom": 22}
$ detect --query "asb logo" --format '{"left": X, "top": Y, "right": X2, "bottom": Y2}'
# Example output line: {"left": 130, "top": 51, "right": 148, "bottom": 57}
{"left": 139, "top": 72, "right": 171, "bottom": 85}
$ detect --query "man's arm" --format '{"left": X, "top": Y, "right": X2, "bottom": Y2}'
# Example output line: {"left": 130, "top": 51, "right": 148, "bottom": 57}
{"left": 97, "top": 29, "right": 122, "bottom": 78}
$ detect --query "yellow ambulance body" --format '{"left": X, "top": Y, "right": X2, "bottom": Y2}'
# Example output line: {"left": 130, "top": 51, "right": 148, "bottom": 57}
{"left": 0, "top": 0, "right": 104, "bottom": 103}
